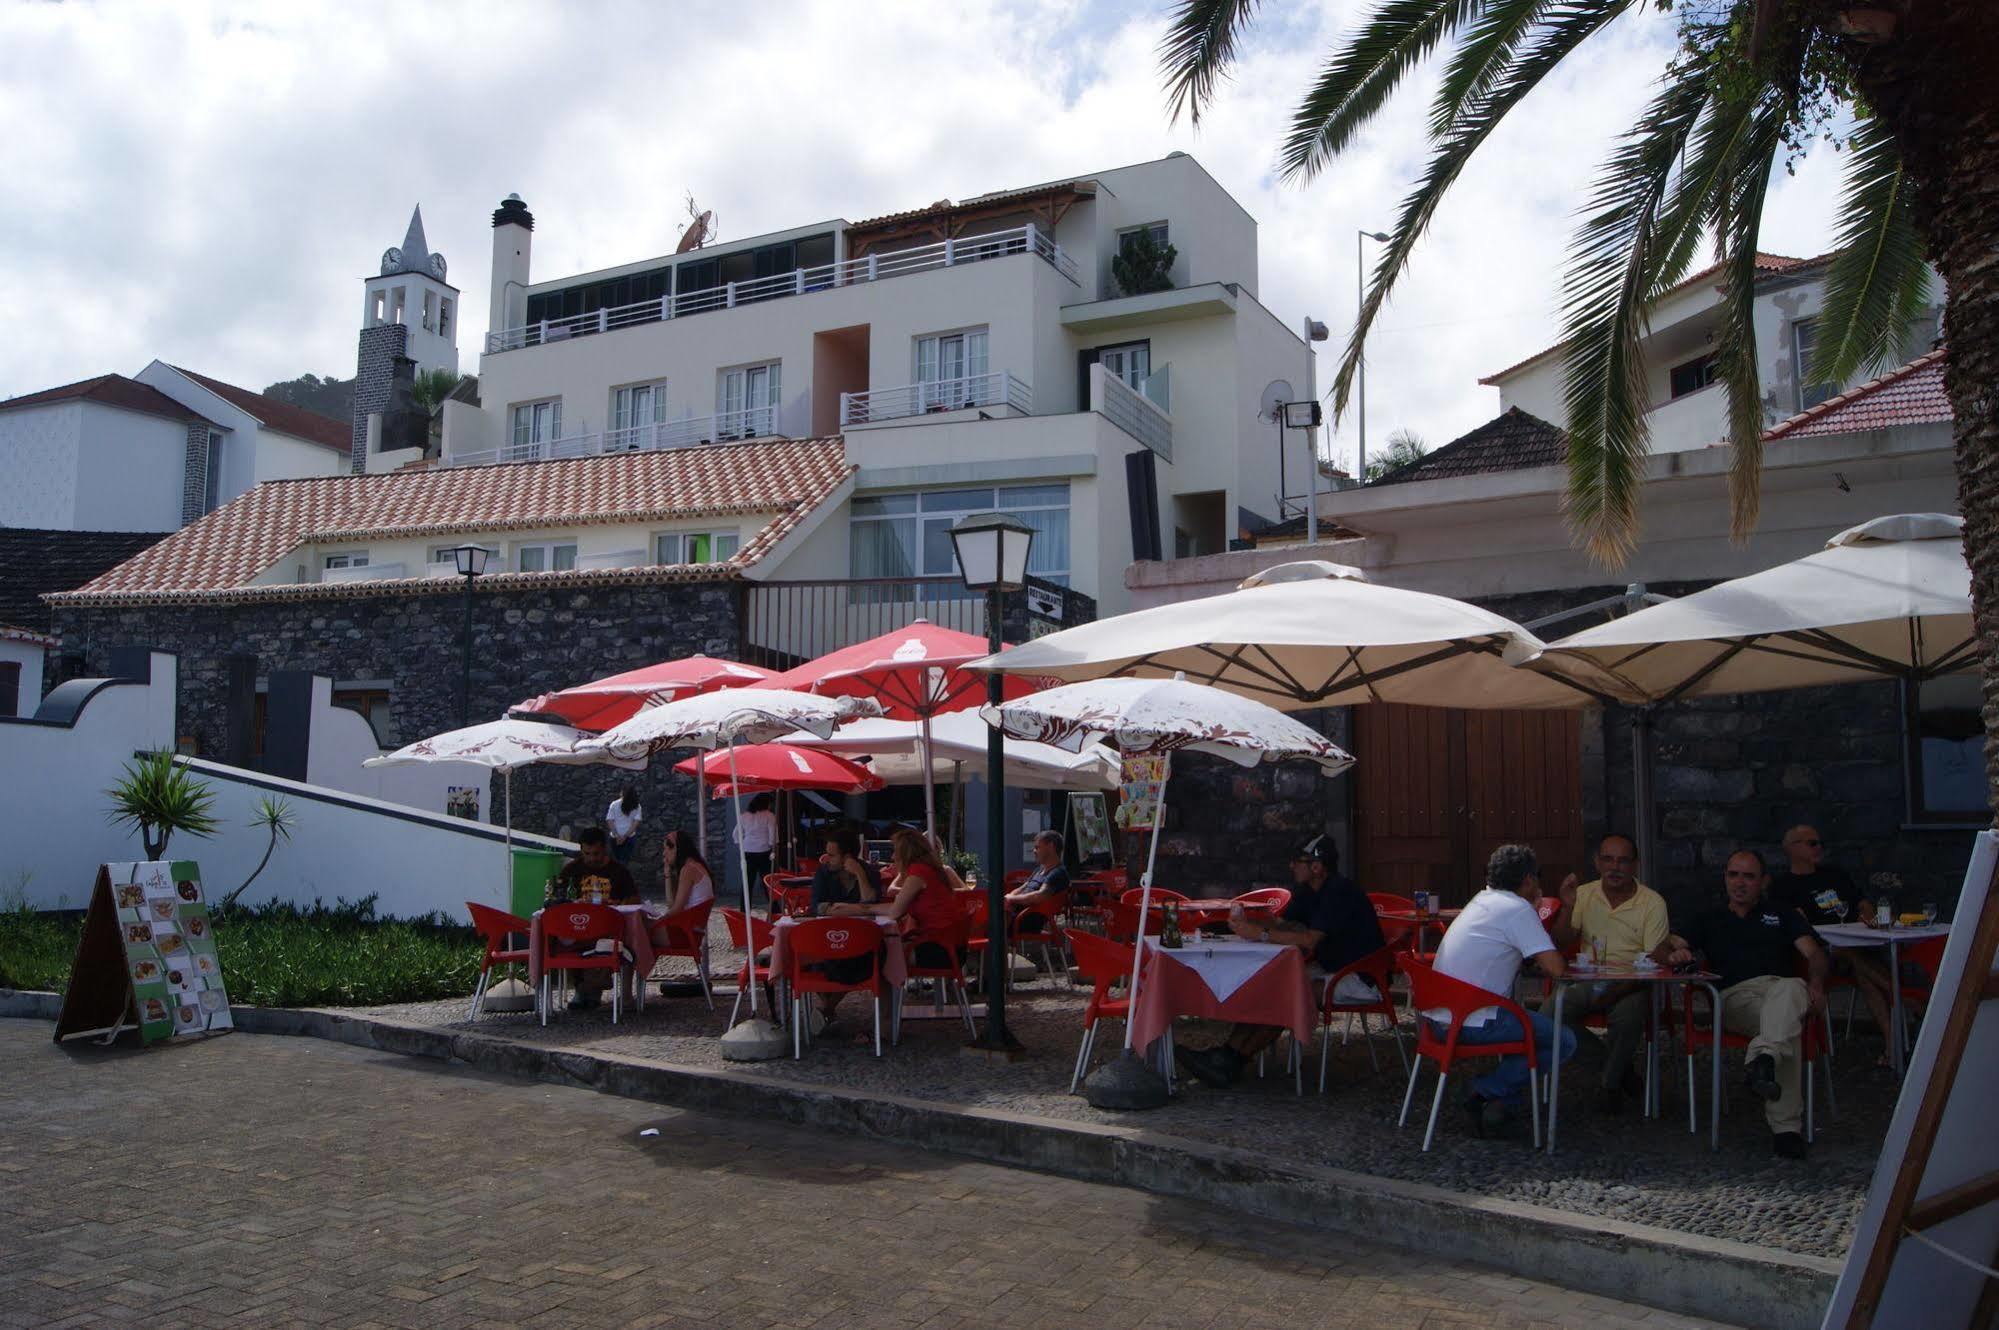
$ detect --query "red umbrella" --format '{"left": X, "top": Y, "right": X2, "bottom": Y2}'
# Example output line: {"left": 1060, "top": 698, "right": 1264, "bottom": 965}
{"left": 672, "top": 743, "right": 884, "bottom": 796}
{"left": 517, "top": 655, "right": 774, "bottom": 732}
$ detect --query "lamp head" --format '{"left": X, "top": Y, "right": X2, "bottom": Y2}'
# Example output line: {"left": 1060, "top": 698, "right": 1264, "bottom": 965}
{"left": 450, "top": 543, "right": 493, "bottom": 577}
{"left": 1280, "top": 400, "right": 1322, "bottom": 430}
{"left": 948, "top": 512, "right": 1034, "bottom": 592}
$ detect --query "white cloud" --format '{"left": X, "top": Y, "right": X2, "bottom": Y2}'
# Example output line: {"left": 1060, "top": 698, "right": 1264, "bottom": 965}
{"left": 1, "top": 0, "right": 1841, "bottom": 466}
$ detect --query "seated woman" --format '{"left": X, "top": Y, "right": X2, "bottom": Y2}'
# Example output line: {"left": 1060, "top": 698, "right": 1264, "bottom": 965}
{"left": 828, "top": 828, "right": 962, "bottom": 972}
{"left": 810, "top": 827, "right": 880, "bottom": 916}
{"left": 660, "top": 829, "right": 716, "bottom": 915}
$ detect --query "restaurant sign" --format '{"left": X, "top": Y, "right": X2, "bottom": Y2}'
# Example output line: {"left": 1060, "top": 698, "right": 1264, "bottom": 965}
{"left": 53, "top": 861, "right": 235, "bottom": 1045}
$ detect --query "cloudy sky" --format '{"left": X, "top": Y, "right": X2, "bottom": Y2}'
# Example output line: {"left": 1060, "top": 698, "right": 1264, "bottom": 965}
{"left": 1, "top": 0, "right": 1848, "bottom": 471}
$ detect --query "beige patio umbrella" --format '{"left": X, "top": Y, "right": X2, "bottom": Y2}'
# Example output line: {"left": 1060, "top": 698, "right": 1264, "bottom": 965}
{"left": 1540, "top": 513, "right": 1976, "bottom": 700}
{"left": 972, "top": 561, "right": 1643, "bottom": 709}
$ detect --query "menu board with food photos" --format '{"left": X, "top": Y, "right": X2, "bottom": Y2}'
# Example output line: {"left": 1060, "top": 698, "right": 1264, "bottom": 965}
{"left": 53, "top": 861, "right": 233, "bottom": 1046}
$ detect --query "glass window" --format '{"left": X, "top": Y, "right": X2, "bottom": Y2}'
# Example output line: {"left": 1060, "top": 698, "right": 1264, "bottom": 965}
{"left": 1118, "top": 222, "right": 1169, "bottom": 256}
{"left": 1793, "top": 319, "right": 1836, "bottom": 411}
{"left": 324, "top": 552, "right": 369, "bottom": 570}
{"left": 718, "top": 362, "right": 781, "bottom": 437}
{"left": 611, "top": 381, "right": 668, "bottom": 450}
{"left": 850, "top": 483, "right": 1070, "bottom": 588}
{"left": 1668, "top": 354, "right": 1718, "bottom": 399}
{"left": 1907, "top": 676, "right": 1990, "bottom": 823}
{"left": 511, "top": 399, "right": 562, "bottom": 450}
{"left": 1095, "top": 341, "right": 1151, "bottom": 392}
{"left": 915, "top": 328, "right": 990, "bottom": 409}
{"left": 656, "top": 531, "right": 740, "bottom": 565}
{"left": 516, "top": 541, "right": 577, "bottom": 573}
{"left": 333, "top": 687, "right": 396, "bottom": 747}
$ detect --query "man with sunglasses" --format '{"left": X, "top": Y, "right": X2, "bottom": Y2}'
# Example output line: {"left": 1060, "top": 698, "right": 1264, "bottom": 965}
{"left": 1771, "top": 824, "right": 1895, "bottom": 1059}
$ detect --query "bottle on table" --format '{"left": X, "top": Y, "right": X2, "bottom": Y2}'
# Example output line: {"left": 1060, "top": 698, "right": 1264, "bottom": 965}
{"left": 1160, "top": 901, "right": 1184, "bottom": 950}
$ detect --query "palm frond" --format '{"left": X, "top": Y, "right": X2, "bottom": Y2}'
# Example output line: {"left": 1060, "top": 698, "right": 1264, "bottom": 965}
{"left": 1714, "top": 93, "right": 1791, "bottom": 543}
{"left": 1428, "top": 0, "right": 1547, "bottom": 138}
{"left": 1328, "top": 0, "right": 1636, "bottom": 417}
{"left": 1277, "top": 0, "right": 1481, "bottom": 181}
{"left": 1644, "top": 85, "right": 1765, "bottom": 300}
{"left": 1559, "top": 70, "right": 1714, "bottom": 565}
{"left": 1812, "top": 115, "right": 1930, "bottom": 386}
{"left": 1160, "top": 0, "right": 1262, "bottom": 126}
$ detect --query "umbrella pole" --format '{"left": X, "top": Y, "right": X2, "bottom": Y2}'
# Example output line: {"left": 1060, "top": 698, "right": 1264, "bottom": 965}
{"left": 1631, "top": 706, "right": 1657, "bottom": 886}
{"left": 697, "top": 767, "right": 707, "bottom": 874}
{"left": 919, "top": 712, "right": 938, "bottom": 841}
{"left": 1121, "top": 755, "right": 1170, "bottom": 1052}
{"left": 503, "top": 767, "right": 514, "bottom": 908}
{"left": 728, "top": 739, "right": 757, "bottom": 1016}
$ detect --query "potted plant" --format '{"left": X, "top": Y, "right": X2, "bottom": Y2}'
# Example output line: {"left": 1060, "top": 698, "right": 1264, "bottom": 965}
{"left": 105, "top": 751, "right": 219, "bottom": 860}
{"left": 1111, "top": 229, "right": 1178, "bottom": 297}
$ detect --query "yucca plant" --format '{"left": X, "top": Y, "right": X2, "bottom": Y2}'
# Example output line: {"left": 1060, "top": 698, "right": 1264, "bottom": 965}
{"left": 218, "top": 795, "right": 296, "bottom": 910}
{"left": 105, "top": 751, "right": 219, "bottom": 861}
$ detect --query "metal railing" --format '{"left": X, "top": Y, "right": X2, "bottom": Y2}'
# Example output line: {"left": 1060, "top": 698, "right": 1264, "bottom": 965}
{"left": 446, "top": 408, "right": 781, "bottom": 468}
{"left": 486, "top": 223, "right": 1080, "bottom": 353}
{"left": 1091, "top": 364, "right": 1173, "bottom": 460}
{"left": 743, "top": 577, "right": 991, "bottom": 672}
{"left": 840, "top": 371, "right": 1032, "bottom": 426}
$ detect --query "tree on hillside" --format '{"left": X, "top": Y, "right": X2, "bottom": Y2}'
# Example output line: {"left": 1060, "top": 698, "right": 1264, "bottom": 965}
{"left": 1366, "top": 428, "right": 1430, "bottom": 482}
{"left": 413, "top": 369, "right": 462, "bottom": 416}
{"left": 1162, "top": 0, "right": 1997, "bottom": 811}
{"left": 262, "top": 373, "right": 353, "bottom": 420}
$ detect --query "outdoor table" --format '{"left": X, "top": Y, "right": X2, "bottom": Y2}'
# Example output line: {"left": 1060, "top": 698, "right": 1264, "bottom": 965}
{"left": 1378, "top": 907, "right": 1463, "bottom": 954}
{"left": 527, "top": 903, "right": 661, "bottom": 1001}
{"left": 1128, "top": 938, "right": 1313, "bottom": 1084}
{"left": 1545, "top": 961, "right": 1721, "bottom": 1155}
{"left": 1813, "top": 921, "right": 1950, "bottom": 1073}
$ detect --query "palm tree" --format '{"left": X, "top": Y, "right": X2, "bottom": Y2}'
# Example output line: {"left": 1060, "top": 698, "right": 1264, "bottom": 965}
{"left": 1366, "top": 428, "right": 1430, "bottom": 482}
{"left": 412, "top": 369, "right": 462, "bottom": 417}
{"left": 1161, "top": 0, "right": 1997, "bottom": 806}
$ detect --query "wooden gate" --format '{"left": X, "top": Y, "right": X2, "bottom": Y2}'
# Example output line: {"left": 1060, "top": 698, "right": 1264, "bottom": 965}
{"left": 1352, "top": 703, "right": 1585, "bottom": 907}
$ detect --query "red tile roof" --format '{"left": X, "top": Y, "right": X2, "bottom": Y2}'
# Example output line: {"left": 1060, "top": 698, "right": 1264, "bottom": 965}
{"left": 168, "top": 365, "right": 351, "bottom": 452}
{"left": 50, "top": 437, "right": 854, "bottom": 607}
{"left": 1478, "top": 253, "right": 1830, "bottom": 386}
{"left": 1763, "top": 348, "right": 1950, "bottom": 441}
{"left": 848, "top": 180, "right": 1096, "bottom": 233}
{"left": 0, "top": 373, "right": 211, "bottom": 424}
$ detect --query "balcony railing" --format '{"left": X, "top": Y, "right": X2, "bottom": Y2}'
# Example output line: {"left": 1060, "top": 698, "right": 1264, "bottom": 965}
{"left": 1091, "top": 364, "right": 1173, "bottom": 461}
{"left": 446, "top": 408, "right": 782, "bottom": 468}
{"left": 840, "top": 371, "right": 1032, "bottom": 427}
{"left": 486, "top": 223, "right": 1081, "bottom": 353}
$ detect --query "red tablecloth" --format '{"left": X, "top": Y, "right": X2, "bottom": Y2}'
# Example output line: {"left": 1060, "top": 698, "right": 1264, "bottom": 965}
{"left": 768, "top": 916, "right": 909, "bottom": 988}
{"left": 1128, "top": 939, "right": 1313, "bottom": 1051}
{"left": 527, "top": 904, "right": 659, "bottom": 987}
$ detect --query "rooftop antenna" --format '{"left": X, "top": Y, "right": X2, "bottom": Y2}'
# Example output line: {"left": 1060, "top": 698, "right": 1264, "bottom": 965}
{"left": 676, "top": 193, "right": 715, "bottom": 253}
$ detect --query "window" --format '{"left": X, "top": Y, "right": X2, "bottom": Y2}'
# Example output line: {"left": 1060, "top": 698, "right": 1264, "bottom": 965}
{"left": 1117, "top": 222, "right": 1169, "bottom": 257}
{"left": 0, "top": 661, "right": 18, "bottom": 718}
{"left": 439, "top": 297, "right": 452, "bottom": 340}
{"left": 610, "top": 380, "right": 668, "bottom": 450}
{"left": 421, "top": 290, "right": 437, "bottom": 333}
{"left": 655, "top": 530, "right": 740, "bottom": 565}
{"left": 428, "top": 544, "right": 497, "bottom": 571}
{"left": 718, "top": 362, "right": 781, "bottom": 437}
{"left": 1668, "top": 354, "right": 1718, "bottom": 399}
{"left": 850, "top": 483, "right": 1070, "bottom": 595}
{"left": 1906, "top": 676, "right": 1990, "bottom": 824}
{"left": 203, "top": 430, "right": 225, "bottom": 514}
{"left": 333, "top": 687, "right": 396, "bottom": 747}
{"left": 1094, "top": 341, "right": 1151, "bottom": 392}
{"left": 1793, "top": 318, "right": 1836, "bottom": 410}
{"left": 324, "top": 552, "right": 370, "bottom": 570}
{"left": 914, "top": 328, "right": 989, "bottom": 410}
{"left": 510, "top": 399, "right": 563, "bottom": 454}
{"left": 515, "top": 541, "right": 578, "bottom": 573}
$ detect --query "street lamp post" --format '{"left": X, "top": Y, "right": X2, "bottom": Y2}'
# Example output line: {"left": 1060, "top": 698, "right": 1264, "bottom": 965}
{"left": 449, "top": 543, "right": 492, "bottom": 726}
{"left": 1356, "top": 229, "right": 1390, "bottom": 481}
{"left": 948, "top": 511, "right": 1034, "bottom": 1056}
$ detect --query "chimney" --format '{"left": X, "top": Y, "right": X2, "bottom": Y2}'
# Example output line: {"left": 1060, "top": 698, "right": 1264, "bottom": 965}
{"left": 489, "top": 194, "right": 534, "bottom": 349}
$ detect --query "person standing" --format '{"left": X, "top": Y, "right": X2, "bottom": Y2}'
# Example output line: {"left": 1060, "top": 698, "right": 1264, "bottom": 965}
{"left": 1546, "top": 833, "right": 1669, "bottom": 1115}
{"left": 605, "top": 785, "right": 642, "bottom": 864}
{"left": 735, "top": 793, "right": 779, "bottom": 892}
{"left": 1770, "top": 824, "right": 1895, "bottom": 1060}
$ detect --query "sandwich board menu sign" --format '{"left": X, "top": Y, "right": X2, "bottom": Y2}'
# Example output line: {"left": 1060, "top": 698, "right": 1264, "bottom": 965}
{"left": 53, "top": 861, "right": 233, "bottom": 1045}
{"left": 1067, "top": 791, "right": 1115, "bottom": 862}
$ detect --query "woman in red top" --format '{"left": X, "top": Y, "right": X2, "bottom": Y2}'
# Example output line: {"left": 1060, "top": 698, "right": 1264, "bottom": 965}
{"left": 826, "top": 828, "right": 961, "bottom": 970}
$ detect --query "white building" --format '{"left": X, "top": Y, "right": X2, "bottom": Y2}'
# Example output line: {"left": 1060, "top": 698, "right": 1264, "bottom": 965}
{"left": 0, "top": 624, "right": 57, "bottom": 717}
{"left": 423, "top": 153, "right": 1317, "bottom": 614}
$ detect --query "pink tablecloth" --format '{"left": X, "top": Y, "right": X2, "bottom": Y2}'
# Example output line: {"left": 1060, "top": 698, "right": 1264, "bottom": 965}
{"left": 527, "top": 904, "right": 659, "bottom": 987}
{"left": 1128, "top": 938, "right": 1313, "bottom": 1051}
{"left": 768, "top": 916, "right": 909, "bottom": 988}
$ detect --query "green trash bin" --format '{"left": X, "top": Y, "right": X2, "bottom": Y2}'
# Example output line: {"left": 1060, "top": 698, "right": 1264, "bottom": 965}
{"left": 510, "top": 847, "right": 567, "bottom": 918}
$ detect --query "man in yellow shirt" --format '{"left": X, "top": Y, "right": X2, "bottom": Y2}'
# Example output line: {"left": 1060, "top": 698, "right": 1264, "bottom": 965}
{"left": 1547, "top": 834, "right": 1670, "bottom": 1115}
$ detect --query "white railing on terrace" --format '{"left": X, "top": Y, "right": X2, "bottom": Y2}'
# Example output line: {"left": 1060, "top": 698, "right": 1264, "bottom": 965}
{"left": 1091, "top": 364, "right": 1172, "bottom": 461}
{"left": 486, "top": 223, "right": 1081, "bottom": 353}
{"left": 447, "top": 407, "right": 781, "bottom": 468}
{"left": 840, "top": 371, "right": 1032, "bottom": 426}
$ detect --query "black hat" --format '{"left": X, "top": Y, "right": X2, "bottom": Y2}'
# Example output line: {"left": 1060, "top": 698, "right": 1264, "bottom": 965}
{"left": 1296, "top": 833, "right": 1334, "bottom": 864}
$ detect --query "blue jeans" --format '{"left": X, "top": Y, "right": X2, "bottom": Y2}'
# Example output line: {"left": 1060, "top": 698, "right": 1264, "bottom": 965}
{"left": 1431, "top": 1008, "right": 1576, "bottom": 1106}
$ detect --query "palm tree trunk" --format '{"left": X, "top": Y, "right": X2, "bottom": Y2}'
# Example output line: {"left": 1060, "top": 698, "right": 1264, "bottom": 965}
{"left": 1847, "top": 5, "right": 1999, "bottom": 817}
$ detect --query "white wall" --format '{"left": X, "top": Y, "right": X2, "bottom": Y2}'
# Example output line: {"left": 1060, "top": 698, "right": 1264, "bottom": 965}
{"left": 0, "top": 638, "right": 46, "bottom": 717}
{"left": 0, "top": 401, "right": 84, "bottom": 528}
{"left": 1085, "top": 154, "right": 1259, "bottom": 299}
{"left": 298, "top": 675, "right": 490, "bottom": 815}
{"left": 251, "top": 428, "right": 347, "bottom": 484}
{"left": 72, "top": 404, "right": 188, "bottom": 531}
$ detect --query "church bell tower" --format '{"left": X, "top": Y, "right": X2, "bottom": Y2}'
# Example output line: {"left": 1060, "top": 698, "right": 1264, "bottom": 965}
{"left": 352, "top": 206, "right": 459, "bottom": 471}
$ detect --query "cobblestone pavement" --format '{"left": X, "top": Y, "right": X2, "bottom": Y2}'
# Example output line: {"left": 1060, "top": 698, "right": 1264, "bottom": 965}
{"left": 0, "top": 1020, "right": 1735, "bottom": 1329}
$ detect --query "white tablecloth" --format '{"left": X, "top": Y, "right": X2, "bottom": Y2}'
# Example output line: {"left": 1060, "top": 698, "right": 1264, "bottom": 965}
{"left": 1815, "top": 922, "right": 1950, "bottom": 948}
{"left": 1140, "top": 938, "right": 1290, "bottom": 1003}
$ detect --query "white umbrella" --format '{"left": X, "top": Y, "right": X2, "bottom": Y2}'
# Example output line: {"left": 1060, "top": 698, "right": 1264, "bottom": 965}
{"left": 365, "top": 718, "right": 640, "bottom": 904}
{"left": 972, "top": 561, "right": 1643, "bottom": 709}
{"left": 784, "top": 712, "right": 1120, "bottom": 791}
{"left": 1541, "top": 513, "right": 1976, "bottom": 699}
{"left": 985, "top": 675, "right": 1353, "bottom": 1065}
{"left": 580, "top": 689, "right": 880, "bottom": 1035}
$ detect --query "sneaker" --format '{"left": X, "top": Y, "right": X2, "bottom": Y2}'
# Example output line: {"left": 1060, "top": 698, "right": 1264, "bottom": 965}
{"left": 1772, "top": 1131, "right": 1808, "bottom": 1160}
{"left": 1173, "top": 1045, "right": 1242, "bottom": 1089}
{"left": 1746, "top": 1054, "right": 1781, "bottom": 1103}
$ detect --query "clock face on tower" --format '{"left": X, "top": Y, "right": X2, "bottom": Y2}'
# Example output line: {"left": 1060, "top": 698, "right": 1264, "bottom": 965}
{"left": 380, "top": 247, "right": 403, "bottom": 275}
{"left": 428, "top": 253, "right": 448, "bottom": 281}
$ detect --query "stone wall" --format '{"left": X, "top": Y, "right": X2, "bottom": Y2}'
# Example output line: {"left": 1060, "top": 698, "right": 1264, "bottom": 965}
{"left": 180, "top": 422, "right": 211, "bottom": 525}
{"left": 352, "top": 323, "right": 407, "bottom": 472}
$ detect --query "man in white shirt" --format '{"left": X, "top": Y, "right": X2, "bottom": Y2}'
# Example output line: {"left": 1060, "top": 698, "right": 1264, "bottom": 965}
{"left": 1427, "top": 843, "right": 1573, "bottom": 1136}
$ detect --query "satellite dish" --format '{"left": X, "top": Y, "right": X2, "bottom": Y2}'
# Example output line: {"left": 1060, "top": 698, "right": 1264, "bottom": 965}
{"left": 1258, "top": 379, "right": 1295, "bottom": 421}
{"left": 675, "top": 210, "right": 714, "bottom": 253}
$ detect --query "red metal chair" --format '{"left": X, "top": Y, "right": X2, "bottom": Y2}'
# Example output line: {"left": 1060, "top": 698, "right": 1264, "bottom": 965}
{"left": 649, "top": 898, "right": 715, "bottom": 1010}
{"left": 783, "top": 918, "right": 887, "bottom": 1058}
{"left": 536, "top": 902, "right": 629, "bottom": 1026}
{"left": 721, "top": 908, "right": 776, "bottom": 1026}
{"left": 1317, "top": 945, "right": 1408, "bottom": 1090}
{"left": 1397, "top": 955, "right": 1542, "bottom": 1151}
{"left": 466, "top": 902, "right": 532, "bottom": 1020}
{"left": 1067, "top": 931, "right": 1135, "bottom": 1092}
{"left": 1233, "top": 886, "right": 1292, "bottom": 916}
{"left": 901, "top": 914, "right": 977, "bottom": 1039}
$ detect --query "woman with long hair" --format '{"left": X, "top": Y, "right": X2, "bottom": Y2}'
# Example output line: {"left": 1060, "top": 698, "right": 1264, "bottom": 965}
{"left": 660, "top": 828, "right": 715, "bottom": 915}
{"left": 735, "top": 792, "right": 779, "bottom": 890}
{"left": 825, "top": 826, "right": 960, "bottom": 971}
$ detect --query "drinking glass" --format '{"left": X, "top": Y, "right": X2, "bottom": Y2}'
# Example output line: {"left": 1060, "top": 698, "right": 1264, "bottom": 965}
{"left": 1922, "top": 901, "right": 1939, "bottom": 926}
{"left": 1831, "top": 898, "right": 1848, "bottom": 926}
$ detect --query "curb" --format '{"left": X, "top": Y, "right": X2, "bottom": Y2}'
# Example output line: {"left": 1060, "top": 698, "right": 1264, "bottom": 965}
{"left": 6, "top": 990, "right": 1839, "bottom": 1328}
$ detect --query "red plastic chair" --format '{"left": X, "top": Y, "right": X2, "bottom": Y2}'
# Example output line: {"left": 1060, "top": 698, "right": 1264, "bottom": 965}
{"left": 1317, "top": 946, "right": 1409, "bottom": 1090}
{"left": 1397, "top": 955, "right": 1542, "bottom": 1151}
{"left": 1120, "top": 886, "right": 1189, "bottom": 905}
{"left": 1008, "top": 890, "right": 1069, "bottom": 983}
{"left": 721, "top": 908, "right": 776, "bottom": 1026}
{"left": 1536, "top": 895, "right": 1561, "bottom": 923}
{"left": 536, "top": 902, "right": 629, "bottom": 1026}
{"left": 795, "top": 855, "right": 821, "bottom": 876}
{"left": 650, "top": 898, "right": 716, "bottom": 1009}
{"left": 902, "top": 914, "right": 977, "bottom": 1038}
{"left": 1233, "top": 887, "right": 1292, "bottom": 916}
{"left": 1368, "top": 892, "right": 1419, "bottom": 954}
{"left": 765, "top": 876, "right": 813, "bottom": 918}
{"left": 1678, "top": 977, "right": 1835, "bottom": 1141}
{"left": 466, "top": 902, "right": 532, "bottom": 1020}
{"left": 1103, "top": 900, "right": 1165, "bottom": 946}
{"left": 784, "top": 918, "right": 887, "bottom": 1058}
{"left": 1067, "top": 931, "right": 1135, "bottom": 1092}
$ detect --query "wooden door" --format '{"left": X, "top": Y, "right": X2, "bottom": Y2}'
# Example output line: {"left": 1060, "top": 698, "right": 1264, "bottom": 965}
{"left": 1353, "top": 704, "right": 1584, "bottom": 907}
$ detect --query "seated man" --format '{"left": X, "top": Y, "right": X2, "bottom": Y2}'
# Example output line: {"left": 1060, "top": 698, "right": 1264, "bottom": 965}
{"left": 1427, "top": 844, "right": 1574, "bottom": 1137}
{"left": 1546, "top": 833, "right": 1668, "bottom": 1115}
{"left": 810, "top": 826, "right": 880, "bottom": 916}
{"left": 1173, "top": 834, "right": 1384, "bottom": 1089}
{"left": 1770, "top": 823, "right": 1895, "bottom": 1060}
{"left": 1662, "top": 850, "right": 1829, "bottom": 1160}
{"left": 1006, "top": 830, "right": 1071, "bottom": 930}
{"left": 547, "top": 829, "right": 639, "bottom": 1010}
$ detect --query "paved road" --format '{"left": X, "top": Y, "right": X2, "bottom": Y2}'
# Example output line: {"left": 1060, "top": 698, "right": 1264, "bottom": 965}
{"left": 0, "top": 1020, "right": 1732, "bottom": 1329}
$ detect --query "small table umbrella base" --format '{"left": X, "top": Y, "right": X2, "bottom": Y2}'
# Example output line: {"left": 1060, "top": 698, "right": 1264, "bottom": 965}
{"left": 720, "top": 1017, "right": 788, "bottom": 1060}
{"left": 478, "top": 976, "right": 534, "bottom": 1014}
{"left": 1084, "top": 1050, "right": 1171, "bottom": 1110}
